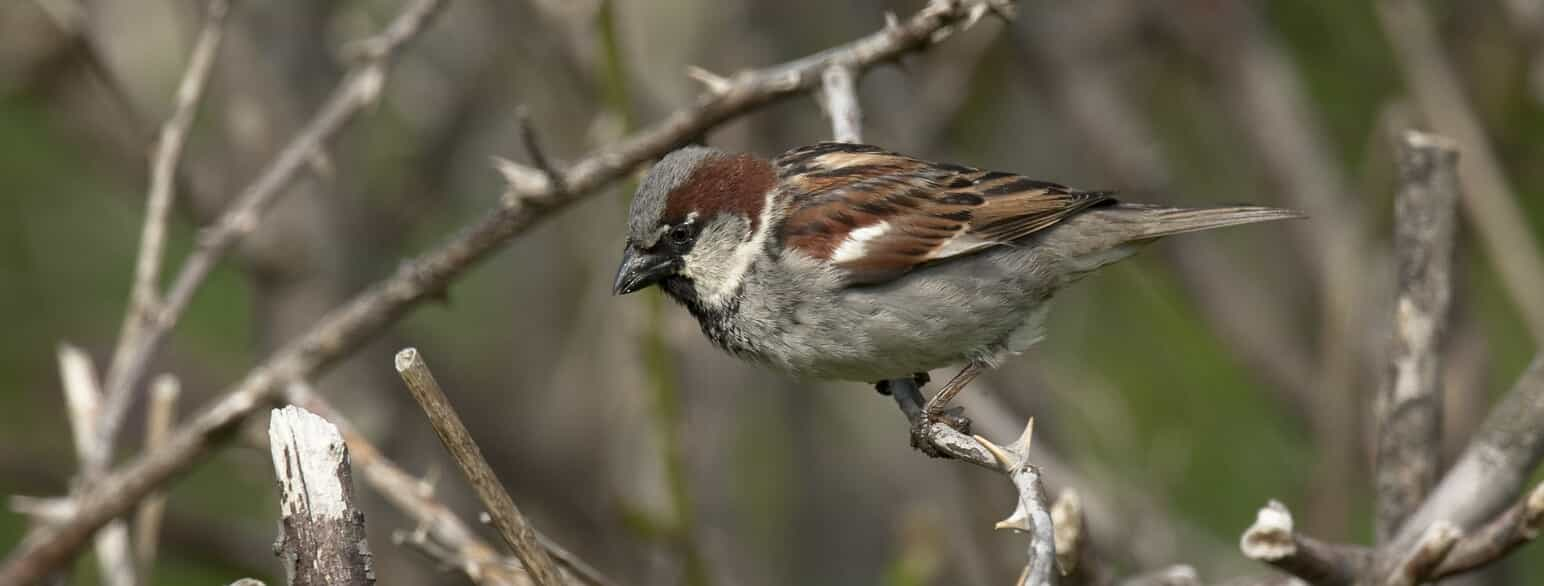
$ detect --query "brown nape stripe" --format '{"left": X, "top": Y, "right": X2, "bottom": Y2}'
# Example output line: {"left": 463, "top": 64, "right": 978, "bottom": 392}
{"left": 662, "top": 153, "right": 775, "bottom": 230}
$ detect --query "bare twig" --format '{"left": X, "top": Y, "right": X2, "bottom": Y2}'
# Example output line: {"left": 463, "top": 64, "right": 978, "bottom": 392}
{"left": 820, "top": 65, "right": 862, "bottom": 143}
{"left": 267, "top": 406, "right": 374, "bottom": 585}
{"left": 1375, "top": 131, "right": 1460, "bottom": 542}
{"left": 1433, "top": 481, "right": 1544, "bottom": 578}
{"left": 133, "top": 376, "right": 179, "bottom": 576}
{"left": 285, "top": 383, "right": 611, "bottom": 586}
{"left": 1238, "top": 501, "right": 1370, "bottom": 586}
{"left": 394, "top": 348, "right": 563, "bottom": 586}
{"left": 97, "top": 0, "right": 230, "bottom": 459}
{"left": 57, "top": 345, "right": 135, "bottom": 586}
{"left": 515, "top": 107, "right": 565, "bottom": 194}
{"left": 975, "top": 420, "right": 1057, "bottom": 586}
{"left": 96, "top": 0, "right": 450, "bottom": 453}
{"left": 0, "top": 3, "right": 1000, "bottom": 581}
{"left": 1377, "top": 0, "right": 1544, "bottom": 343}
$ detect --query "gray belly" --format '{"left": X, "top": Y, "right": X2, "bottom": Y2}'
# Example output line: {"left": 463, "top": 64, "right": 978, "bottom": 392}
{"left": 739, "top": 246, "right": 1063, "bottom": 382}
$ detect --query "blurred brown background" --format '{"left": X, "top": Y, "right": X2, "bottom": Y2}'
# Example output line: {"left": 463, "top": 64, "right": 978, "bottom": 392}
{"left": 1, "top": 0, "right": 1542, "bottom": 583}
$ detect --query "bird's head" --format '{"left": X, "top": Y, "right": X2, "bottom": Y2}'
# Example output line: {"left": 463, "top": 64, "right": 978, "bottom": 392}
{"left": 613, "top": 146, "right": 777, "bottom": 310}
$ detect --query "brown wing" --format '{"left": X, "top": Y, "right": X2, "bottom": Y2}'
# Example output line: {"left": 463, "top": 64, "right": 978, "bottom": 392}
{"left": 774, "top": 142, "right": 1112, "bottom": 285}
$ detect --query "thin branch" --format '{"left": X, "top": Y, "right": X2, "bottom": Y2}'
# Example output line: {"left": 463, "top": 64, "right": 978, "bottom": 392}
{"left": 0, "top": 3, "right": 1000, "bottom": 581}
{"left": 1432, "top": 480, "right": 1544, "bottom": 578}
{"left": 133, "top": 376, "right": 179, "bottom": 577}
{"left": 57, "top": 345, "right": 135, "bottom": 586}
{"left": 393, "top": 348, "right": 563, "bottom": 586}
{"left": 1238, "top": 501, "right": 1370, "bottom": 586}
{"left": 1377, "top": 0, "right": 1544, "bottom": 343}
{"left": 1375, "top": 131, "right": 1460, "bottom": 542}
{"left": 98, "top": 0, "right": 230, "bottom": 461}
{"left": 267, "top": 406, "right": 374, "bottom": 585}
{"left": 284, "top": 383, "right": 612, "bottom": 586}
{"left": 95, "top": 0, "right": 450, "bottom": 453}
{"left": 820, "top": 64, "right": 862, "bottom": 143}
{"left": 514, "top": 107, "right": 565, "bottom": 194}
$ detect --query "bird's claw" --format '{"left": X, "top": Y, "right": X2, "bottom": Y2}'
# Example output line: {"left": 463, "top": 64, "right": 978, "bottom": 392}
{"left": 910, "top": 405, "right": 972, "bottom": 458}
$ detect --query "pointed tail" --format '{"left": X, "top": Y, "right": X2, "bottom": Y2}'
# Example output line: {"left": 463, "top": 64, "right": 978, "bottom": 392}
{"left": 1108, "top": 203, "right": 1306, "bottom": 240}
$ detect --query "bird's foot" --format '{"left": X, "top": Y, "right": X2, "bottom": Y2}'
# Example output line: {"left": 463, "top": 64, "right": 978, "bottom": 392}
{"left": 909, "top": 405, "right": 973, "bottom": 458}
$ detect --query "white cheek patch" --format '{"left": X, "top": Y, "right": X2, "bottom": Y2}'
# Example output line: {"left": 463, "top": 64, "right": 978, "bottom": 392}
{"left": 831, "top": 221, "right": 891, "bottom": 263}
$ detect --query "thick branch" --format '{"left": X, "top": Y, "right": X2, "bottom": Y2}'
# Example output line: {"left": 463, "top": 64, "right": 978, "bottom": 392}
{"left": 1383, "top": 356, "right": 1544, "bottom": 569}
{"left": 394, "top": 349, "right": 563, "bottom": 586}
{"left": 0, "top": 3, "right": 997, "bottom": 582}
{"left": 1375, "top": 131, "right": 1460, "bottom": 542}
{"left": 267, "top": 406, "right": 374, "bottom": 585}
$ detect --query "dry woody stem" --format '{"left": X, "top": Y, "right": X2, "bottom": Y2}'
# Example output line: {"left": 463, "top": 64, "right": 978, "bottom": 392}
{"left": 1375, "top": 131, "right": 1459, "bottom": 542}
{"left": 267, "top": 406, "right": 374, "bottom": 585}
{"left": 394, "top": 348, "right": 564, "bottom": 586}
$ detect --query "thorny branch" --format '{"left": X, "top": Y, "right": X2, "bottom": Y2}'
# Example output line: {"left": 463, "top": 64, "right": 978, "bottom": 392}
{"left": 0, "top": 2, "right": 1004, "bottom": 582}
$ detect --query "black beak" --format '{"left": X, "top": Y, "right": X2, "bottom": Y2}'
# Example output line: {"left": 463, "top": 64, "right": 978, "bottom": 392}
{"left": 613, "top": 248, "right": 676, "bottom": 295}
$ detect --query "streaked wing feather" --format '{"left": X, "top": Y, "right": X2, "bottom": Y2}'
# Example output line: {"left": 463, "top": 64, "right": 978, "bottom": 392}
{"left": 775, "top": 142, "right": 1112, "bottom": 285}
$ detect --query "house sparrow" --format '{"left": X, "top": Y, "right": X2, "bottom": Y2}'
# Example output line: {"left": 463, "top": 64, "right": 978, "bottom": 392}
{"left": 614, "top": 142, "right": 1301, "bottom": 453}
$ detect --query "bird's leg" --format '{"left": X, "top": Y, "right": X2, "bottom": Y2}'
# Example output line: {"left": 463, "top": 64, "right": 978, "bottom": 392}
{"left": 906, "top": 362, "right": 983, "bottom": 455}
{"left": 878, "top": 373, "right": 930, "bottom": 423}
{"left": 924, "top": 362, "right": 984, "bottom": 419}
{"left": 881, "top": 369, "right": 976, "bottom": 458}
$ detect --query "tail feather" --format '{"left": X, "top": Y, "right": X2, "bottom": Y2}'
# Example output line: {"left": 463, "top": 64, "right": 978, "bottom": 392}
{"left": 1110, "top": 203, "right": 1305, "bottom": 240}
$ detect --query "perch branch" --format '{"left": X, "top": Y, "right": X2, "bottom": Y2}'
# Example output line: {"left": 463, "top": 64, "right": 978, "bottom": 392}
{"left": 974, "top": 419, "right": 1057, "bottom": 586}
{"left": 1238, "top": 500, "right": 1369, "bottom": 586}
{"left": 267, "top": 406, "right": 374, "bottom": 585}
{"left": 393, "top": 348, "right": 563, "bottom": 586}
{"left": 0, "top": 3, "right": 1001, "bottom": 582}
{"left": 1375, "top": 131, "right": 1459, "bottom": 542}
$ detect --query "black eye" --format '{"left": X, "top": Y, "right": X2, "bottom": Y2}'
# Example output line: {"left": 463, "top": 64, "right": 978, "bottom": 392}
{"left": 668, "top": 224, "right": 692, "bottom": 245}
